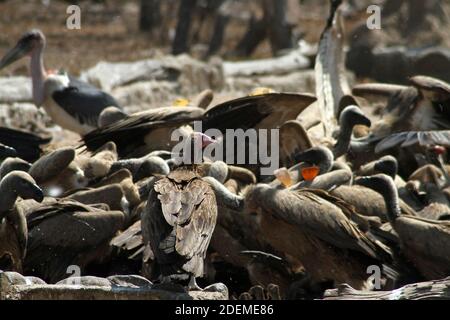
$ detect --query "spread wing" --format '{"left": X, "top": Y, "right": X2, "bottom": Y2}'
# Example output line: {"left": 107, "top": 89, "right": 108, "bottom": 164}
{"left": 203, "top": 93, "right": 316, "bottom": 132}
{"left": 81, "top": 107, "right": 204, "bottom": 155}
{"left": 375, "top": 130, "right": 450, "bottom": 154}
{"left": 0, "top": 127, "right": 51, "bottom": 162}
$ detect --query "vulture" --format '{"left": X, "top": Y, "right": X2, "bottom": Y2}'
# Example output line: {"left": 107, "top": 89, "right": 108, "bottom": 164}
{"left": 350, "top": 75, "right": 450, "bottom": 173}
{"left": 23, "top": 199, "right": 125, "bottom": 283}
{"left": 0, "top": 171, "right": 44, "bottom": 272}
{"left": 141, "top": 132, "right": 218, "bottom": 289}
{"left": 27, "top": 146, "right": 88, "bottom": 197}
{"left": 205, "top": 177, "right": 394, "bottom": 290}
{"left": 355, "top": 174, "right": 450, "bottom": 280}
{"left": 82, "top": 93, "right": 316, "bottom": 165}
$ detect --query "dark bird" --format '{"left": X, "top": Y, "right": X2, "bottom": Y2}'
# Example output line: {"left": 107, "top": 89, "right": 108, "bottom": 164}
{"left": 141, "top": 132, "right": 218, "bottom": 290}
{"left": 0, "top": 127, "right": 51, "bottom": 162}
{"left": 23, "top": 200, "right": 125, "bottom": 283}
{"left": 0, "top": 29, "right": 123, "bottom": 135}
{"left": 82, "top": 93, "right": 316, "bottom": 161}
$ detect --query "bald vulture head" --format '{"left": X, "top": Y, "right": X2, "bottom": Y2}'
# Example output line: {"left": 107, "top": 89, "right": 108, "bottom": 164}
{"left": 98, "top": 107, "right": 127, "bottom": 128}
{"left": 358, "top": 155, "right": 399, "bottom": 180}
{"left": 294, "top": 146, "right": 334, "bottom": 175}
{"left": 207, "top": 161, "right": 229, "bottom": 184}
{"left": 354, "top": 174, "right": 400, "bottom": 221}
{"left": 28, "top": 147, "right": 76, "bottom": 184}
{"left": 339, "top": 105, "right": 371, "bottom": 129}
{"left": 0, "top": 158, "right": 32, "bottom": 180}
{"left": 134, "top": 156, "right": 170, "bottom": 181}
{"left": 373, "top": 156, "right": 398, "bottom": 179}
{"left": 202, "top": 176, "right": 244, "bottom": 211}
{"left": 109, "top": 156, "right": 170, "bottom": 181}
{"left": 0, "top": 29, "right": 45, "bottom": 70}
{"left": 174, "top": 132, "right": 217, "bottom": 167}
{"left": 334, "top": 105, "right": 371, "bottom": 158}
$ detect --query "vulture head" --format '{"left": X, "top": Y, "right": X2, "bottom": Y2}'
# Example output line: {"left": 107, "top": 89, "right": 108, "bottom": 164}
{"left": 294, "top": 146, "right": 334, "bottom": 178}
{"left": 1, "top": 171, "right": 44, "bottom": 204}
{"left": 354, "top": 174, "right": 400, "bottom": 221}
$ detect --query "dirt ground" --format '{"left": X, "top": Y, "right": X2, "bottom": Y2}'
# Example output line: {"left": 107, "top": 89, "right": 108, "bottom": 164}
{"left": 1, "top": 0, "right": 449, "bottom": 77}
{"left": 0, "top": 0, "right": 357, "bottom": 75}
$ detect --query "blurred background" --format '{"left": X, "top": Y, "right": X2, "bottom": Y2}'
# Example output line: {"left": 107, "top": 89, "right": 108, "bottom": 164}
{"left": 0, "top": 0, "right": 448, "bottom": 77}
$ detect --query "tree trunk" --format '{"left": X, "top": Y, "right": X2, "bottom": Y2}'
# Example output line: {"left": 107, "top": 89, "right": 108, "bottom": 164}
{"left": 263, "top": 0, "right": 293, "bottom": 55}
{"left": 233, "top": 15, "right": 268, "bottom": 57}
{"left": 139, "top": 0, "right": 162, "bottom": 32}
{"left": 172, "top": 0, "right": 198, "bottom": 55}
{"left": 207, "top": 13, "right": 230, "bottom": 57}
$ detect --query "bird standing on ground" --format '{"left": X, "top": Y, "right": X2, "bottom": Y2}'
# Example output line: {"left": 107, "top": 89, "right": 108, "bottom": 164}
{"left": 141, "top": 132, "right": 218, "bottom": 290}
{"left": 0, "top": 29, "right": 123, "bottom": 135}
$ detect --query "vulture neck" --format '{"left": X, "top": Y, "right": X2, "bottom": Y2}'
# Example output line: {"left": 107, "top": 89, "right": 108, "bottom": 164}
{"left": 30, "top": 45, "right": 47, "bottom": 107}
{"left": 203, "top": 176, "right": 244, "bottom": 211}
{"left": 333, "top": 120, "right": 354, "bottom": 159}
{"left": 379, "top": 181, "right": 401, "bottom": 224}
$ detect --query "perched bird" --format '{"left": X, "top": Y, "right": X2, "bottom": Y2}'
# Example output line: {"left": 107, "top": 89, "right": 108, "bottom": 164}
{"left": 23, "top": 200, "right": 125, "bottom": 283}
{"left": 82, "top": 93, "right": 316, "bottom": 165}
{"left": 0, "top": 29, "right": 123, "bottom": 135}
{"left": 141, "top": 132, "right": 218, "bottom": 290}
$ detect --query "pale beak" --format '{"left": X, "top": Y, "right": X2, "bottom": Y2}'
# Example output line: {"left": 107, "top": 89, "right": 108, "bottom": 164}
{"left": 0, "top": 41, "right": 31, "bottom": 70}
{"left": 201, "top": 134, "right": 217, "bottom": 148}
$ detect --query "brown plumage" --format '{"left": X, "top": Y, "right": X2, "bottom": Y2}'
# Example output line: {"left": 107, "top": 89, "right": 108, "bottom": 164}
{"left": 248, "top": 186, "right": 393, "bottom": 289}
{"left": 205, "top": 177, "right": 392, "bottom": 290}
{"left": 142, "top": 169, "right": 217, "bottom": 286}
{"left": 331, "top": 185, "right": 417, "bottom": 222}
{"left": 23, "top": 200, "right": 124, "bottom": 283}
{"left": 355, "top": 174, "right": 450, "bottom": 280}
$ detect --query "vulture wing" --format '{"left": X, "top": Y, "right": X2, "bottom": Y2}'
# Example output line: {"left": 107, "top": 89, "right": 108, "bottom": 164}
{"left": 81, "top": 107, "right": 204, "bottom": 155}
{"left": 25, "top": 201, "right": 124, "bottom": 283}
{"left": 203, "top": 93, "right": 316, "bottom": 132}
{"left": 144, "top": 171, "right": 217, "bottom": 278}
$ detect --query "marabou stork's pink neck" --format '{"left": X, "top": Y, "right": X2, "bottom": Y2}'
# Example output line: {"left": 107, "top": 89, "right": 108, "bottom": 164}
{"left": 30, "top": 44, "right": 47, "bottom": 106}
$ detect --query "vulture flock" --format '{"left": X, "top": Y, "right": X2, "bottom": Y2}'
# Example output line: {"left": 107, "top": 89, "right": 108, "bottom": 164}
{"left": 1, "top": 0, "right": 450, "bottom": 300}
